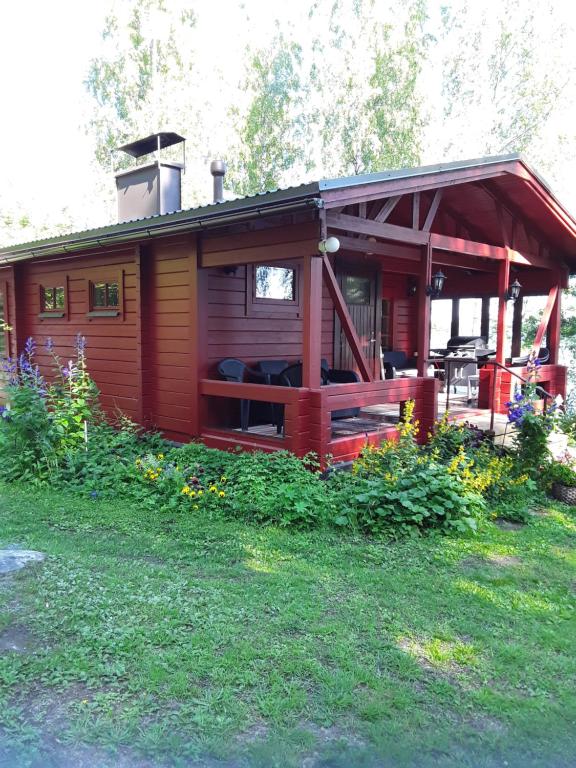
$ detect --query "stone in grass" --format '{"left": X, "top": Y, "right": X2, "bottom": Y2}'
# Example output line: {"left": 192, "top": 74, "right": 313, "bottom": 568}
{"left": 0, "top": 547, "right": 45, "bottom": 575}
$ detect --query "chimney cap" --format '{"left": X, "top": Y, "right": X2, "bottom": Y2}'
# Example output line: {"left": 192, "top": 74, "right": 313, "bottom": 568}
{"left": 117, "top": 132, "right": 185, "bottom": 158}
{"left": 210, "top": 159, "right": 227, "bottom": 177}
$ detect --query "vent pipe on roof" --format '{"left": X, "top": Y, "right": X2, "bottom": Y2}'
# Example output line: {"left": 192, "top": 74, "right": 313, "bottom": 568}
{"left": 210, "top": 160, "right": 227, "bottom": 204}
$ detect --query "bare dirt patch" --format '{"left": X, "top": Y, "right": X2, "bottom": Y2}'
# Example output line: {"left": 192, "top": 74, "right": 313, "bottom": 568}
{"left": 494, "top": 519, "right": 525, "bottom": 531}
{"left": 0, "top": 624, "right": 37, "bottom": 653}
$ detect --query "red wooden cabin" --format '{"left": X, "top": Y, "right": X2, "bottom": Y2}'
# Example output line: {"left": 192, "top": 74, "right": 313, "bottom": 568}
{"left": 1, "top": 139, "right": 575, "bottom": 464}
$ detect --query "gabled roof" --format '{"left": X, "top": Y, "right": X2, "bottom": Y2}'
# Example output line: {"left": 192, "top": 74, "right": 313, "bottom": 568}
{"left": 1, "top": 154, "right": 575, "bottom": 265}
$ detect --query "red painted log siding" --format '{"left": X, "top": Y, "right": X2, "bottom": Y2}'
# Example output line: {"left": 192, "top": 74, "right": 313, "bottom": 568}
{"left": 144, "top": 237, "right": 195, "bottom": 441}
{"left": 18, "top": 248, "right": 140, "bottom": 420}
{"left": 205, "top": 266, "right": 335, "bottom": 371}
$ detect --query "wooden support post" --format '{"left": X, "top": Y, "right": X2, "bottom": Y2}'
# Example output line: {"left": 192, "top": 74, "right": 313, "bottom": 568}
{"left": 417, "top": 241, "right": 432, "bottom": 376}
{"left": 190, "top": 234, "right": 208, "bottom": 437}
{"left": 480, "top": 297, "right": 490, "bottom": 343}
{"left": 450, "top": 299, "right": 460, "bottom": 339}
{"left": 511, "top": 295, "right": 523, "bottom": 359}
{"left": 302, "top": 254, "right": 323, "bottom": 389}
{"left": 496, "top": 256, "right": 510, "bottom": 365}
{"left": 531, "top": 285, "right": 559, "bottom": 357}
{"left": 321, "top": 253, "right": 373, "bottom": 382}
{"left": 548, "top": 281, "right": 562, "bottom": 364}
{"left": 134, "top": 246, "right": 145, "bottom": 426}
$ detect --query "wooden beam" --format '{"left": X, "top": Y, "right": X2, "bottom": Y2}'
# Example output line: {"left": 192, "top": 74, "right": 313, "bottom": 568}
{"left": 496, "top": 256, "right": 510, "bottom": 365}
{"left": 321, "top": 254, "right": 373, "bottom": 382}
{"left": 302, "top": 254, "right": 323, "bottom": 389}
{"left": 373, "top": 195, "right": 401, "bottom": 222}
{"left": 335, "top": 234, "right": 420, "bottom": 261}
{"left": 511, "top": 295, "right": 523, "bottom": 358}
{"left": 327, "top": 212, "right": 428, "bottom": 245}
{"left": 432, "top": 253, "right": 497, "bottom": 272}
{"left": 412, "top": 192, "right": 421, "bottom": 229}
{"left": 431, "top": 233, "right": 505, "bottom": 259}
{"left": 422, "top": 189, "right": 443, "bottom": 232}
{"left": 417, "top": 241, "right": 433, "bottom": 376}
{"left": 532, "top": 285, "right": 559, "bottom": 356}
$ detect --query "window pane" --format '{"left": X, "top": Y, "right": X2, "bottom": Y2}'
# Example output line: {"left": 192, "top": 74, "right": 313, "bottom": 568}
{"left": 107, "top": 282, "right": 119, "bottom": 308}
{"left": 42, "top": 287, "right": 55, "bottom": 311}
{"left": 459, "top": 298, "right": 483, "bottom": 337}
{"left": 430, "top": 299, "right": 452, "bottom": 348}
{"left": 55, "top": 287, "right": 65, "bottom": 309}
{"left": 255, "top": 266, "right": 295, "bottom": 300}
{"left": 93, "top": 283, "right": 106, "bottom": 307}
{"left": 343, "top": 276, "right": 371, "bottom": 305}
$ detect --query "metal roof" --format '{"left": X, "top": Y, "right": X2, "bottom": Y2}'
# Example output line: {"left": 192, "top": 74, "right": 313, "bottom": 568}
{"left": 1, "top": 153, "right": 574, "bottom": 264}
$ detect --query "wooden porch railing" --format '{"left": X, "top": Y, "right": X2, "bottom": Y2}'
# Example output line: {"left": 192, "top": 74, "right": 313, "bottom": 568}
{"left": 199, "top": 376, "right": 440, "bottom": 462}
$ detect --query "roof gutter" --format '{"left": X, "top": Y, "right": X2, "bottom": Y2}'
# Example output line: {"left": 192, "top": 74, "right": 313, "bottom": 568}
{"left": 0, "top": 196, "right": 324, "bottom": 265}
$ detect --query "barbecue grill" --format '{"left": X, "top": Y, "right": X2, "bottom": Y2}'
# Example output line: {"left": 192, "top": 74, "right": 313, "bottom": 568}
{"left": 429, "top": 335, "right": 495, "bottom": 398}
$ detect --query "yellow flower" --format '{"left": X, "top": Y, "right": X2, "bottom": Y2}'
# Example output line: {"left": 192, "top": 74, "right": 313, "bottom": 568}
{"left": 157, "top": 454, "right": 164, "bottom": 460}
{"left": 198, "top": 490, "right": 203, "bottom": 496}
{"left": 209, "top": 485, "right": 217, "bottom": 493}
{"left": 218, "top": 491, "right": 225, "bottom": 498}
{"left": 190, "top": 490, "right": 196, "bottom": 497}
{"left": 135, "top": 458, "right": 142, "bottom": 466}
{"left": 181, "top": 486, "right": 191, "bottom": 495}
{"left": 193, "top": 504, "right": 199, "bottom": 510}
{"left": 220, "top": 476, "right": 227, "bottom": 483}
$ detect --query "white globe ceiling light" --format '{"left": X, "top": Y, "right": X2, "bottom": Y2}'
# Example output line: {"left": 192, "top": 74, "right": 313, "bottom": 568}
{"left": 318, "top": 236, "right": 340, "bottom": 254}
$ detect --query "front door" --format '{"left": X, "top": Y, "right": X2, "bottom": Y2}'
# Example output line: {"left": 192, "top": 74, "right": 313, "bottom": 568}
{"left": 334, "top": 270, "right": 380, "bottom": 375}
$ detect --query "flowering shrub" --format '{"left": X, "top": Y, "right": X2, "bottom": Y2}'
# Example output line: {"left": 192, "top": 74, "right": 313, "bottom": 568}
{"left": 0, "top": 335, "right": 101, "bottom": 482}
{"left": 506, "top": 357, "right": 556, "bottom": 476}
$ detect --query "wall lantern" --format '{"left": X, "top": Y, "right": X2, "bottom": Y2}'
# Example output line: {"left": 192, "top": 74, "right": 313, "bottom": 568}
{"left": 425, "top": 270, "right": 446, "bottom": 299}
{"left": 318, "top": 236, "right": 340, "bottom": 254}
{"left": 506, "top": 278, "right": 522, "bottom": 303}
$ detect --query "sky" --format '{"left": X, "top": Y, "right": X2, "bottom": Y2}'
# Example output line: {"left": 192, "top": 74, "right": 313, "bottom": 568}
{"left": 1, "top": 0, "right": 575, "bottom": 239}
{"left": 0, "top": 2, "right": 107, "bottom": 218}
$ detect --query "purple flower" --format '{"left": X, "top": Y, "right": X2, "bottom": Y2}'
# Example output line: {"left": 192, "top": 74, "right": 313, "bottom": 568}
{"left": 24, "top": 337, "right": 36, "bottom": 358}
{"left": 45, "top": 337, "right": 54, "bottom": 353}
{"left": 75, "top": 334, "right": 87, "bottom": 356}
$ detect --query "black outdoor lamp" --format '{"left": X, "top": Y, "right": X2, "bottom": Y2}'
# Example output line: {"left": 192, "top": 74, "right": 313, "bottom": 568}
{"left": 506, "top": 278, "right": 522, "bottom": 303}
{"left": 426, "top": 270, "right": 446, "bottom": 299}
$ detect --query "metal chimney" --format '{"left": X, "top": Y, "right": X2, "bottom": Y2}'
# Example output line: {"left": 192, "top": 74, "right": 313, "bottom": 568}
{"left": 210, "top": 160, "right": 227, "bottom": 204}
{"left": 114, "top": 132, "right": 186, "bottom": 223}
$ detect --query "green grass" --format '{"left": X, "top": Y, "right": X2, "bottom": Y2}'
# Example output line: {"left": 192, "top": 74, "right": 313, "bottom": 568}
{"left": 0, "top": 484, "right": 575, "bottom": 767}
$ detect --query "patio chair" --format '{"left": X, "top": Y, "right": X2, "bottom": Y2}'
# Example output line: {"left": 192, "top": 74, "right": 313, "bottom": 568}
{"left": 216, "top": 358, "right": 268, "bottom": 431}
{"left": 509, "top": 347, "right": 550, "bottom": 367}
{"left": 255, "top": 360, "right": 290, "bottom": 430}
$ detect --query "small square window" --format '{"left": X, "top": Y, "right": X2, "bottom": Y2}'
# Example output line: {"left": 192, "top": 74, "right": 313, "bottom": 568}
{"left": 91, "top": 281, "right": 120, "bottom": 310}
{"left": 41, "top": 286, "right": 66, "bottom": 312}
{"left": 255, "top": 266, "right": 296, "bottom": 301}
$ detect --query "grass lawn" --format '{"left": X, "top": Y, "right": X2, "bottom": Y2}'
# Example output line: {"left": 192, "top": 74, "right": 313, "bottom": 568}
{"left": 0, "top": 484, "right": 575, "bottom": 768}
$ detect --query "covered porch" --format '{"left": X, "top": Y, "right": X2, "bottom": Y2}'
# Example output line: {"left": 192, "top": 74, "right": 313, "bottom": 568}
{"left": 193, "top": 157, "right": 573, "bottom": 465}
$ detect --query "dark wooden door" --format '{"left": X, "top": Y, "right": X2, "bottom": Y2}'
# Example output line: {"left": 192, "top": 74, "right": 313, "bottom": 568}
{"left": 334, "top": 270, "right": 380, "bottom": 374}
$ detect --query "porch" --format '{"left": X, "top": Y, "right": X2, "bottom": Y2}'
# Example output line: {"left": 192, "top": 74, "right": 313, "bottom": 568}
{"left": 191, "top": 158, "right": 571, "bottom": 464}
